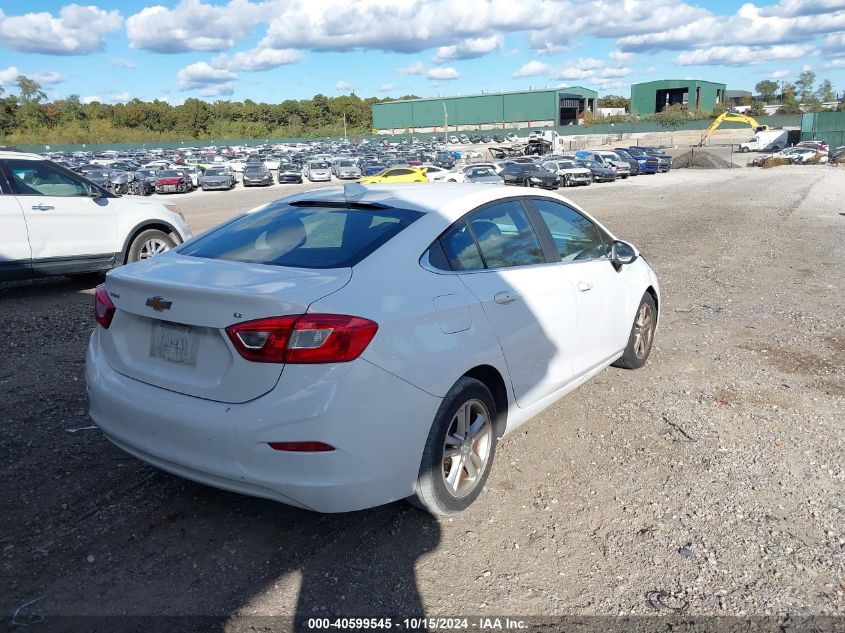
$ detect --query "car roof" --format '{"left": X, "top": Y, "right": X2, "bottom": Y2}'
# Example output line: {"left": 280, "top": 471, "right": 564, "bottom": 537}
{"left": 0, "top": 151, "right": 46, "bottom": 161}
{"left": 284, "top": 183, "right": 577, "bottom": 222}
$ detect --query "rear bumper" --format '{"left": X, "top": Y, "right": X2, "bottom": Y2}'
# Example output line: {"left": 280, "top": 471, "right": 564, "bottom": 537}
{"left": 86, "top": 331, "right": 441, "bottom": 512}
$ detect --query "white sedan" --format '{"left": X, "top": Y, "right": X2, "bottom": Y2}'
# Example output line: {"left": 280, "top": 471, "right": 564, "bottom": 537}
{"left": 86, "top": 184, "right": 659, "bottom": 514}
{"left": 430, "top": 162, "right": 501, "bottom": 182}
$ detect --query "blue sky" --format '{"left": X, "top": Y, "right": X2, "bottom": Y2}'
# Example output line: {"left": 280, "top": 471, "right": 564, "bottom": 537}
{"left": 0, "top": 0, "right": 844, "bottom": 104}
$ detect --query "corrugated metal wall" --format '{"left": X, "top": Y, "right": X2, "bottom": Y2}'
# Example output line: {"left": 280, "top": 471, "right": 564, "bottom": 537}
{"left": 801, "top": 111, "right": 845, "bottom": 147}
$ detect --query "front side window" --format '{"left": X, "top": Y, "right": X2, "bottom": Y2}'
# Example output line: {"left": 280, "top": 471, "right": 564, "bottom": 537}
{"left": 533, "top": 199, "right": 608, "bottom": 262}
{"left": 181, "top": 203, "right": 423, "bottom": 269}
{"left": 4, "top": 159, "right": 88, "bottom": 197}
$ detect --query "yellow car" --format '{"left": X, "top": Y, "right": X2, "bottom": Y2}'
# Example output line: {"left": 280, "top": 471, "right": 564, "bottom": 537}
{"left": 359, "top": 166, "right": 428, "bottom": 184}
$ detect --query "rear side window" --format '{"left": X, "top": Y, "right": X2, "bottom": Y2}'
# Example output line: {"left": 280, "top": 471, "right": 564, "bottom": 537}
{"left": 438, "top": 200, "right": 545, "bottom": 271}
{"left": 182, "top": 203, "right": 423, "bottom": 269}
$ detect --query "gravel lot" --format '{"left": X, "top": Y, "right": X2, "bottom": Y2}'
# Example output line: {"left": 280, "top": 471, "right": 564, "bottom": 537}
{"left": 1, "top": 165, "right": 843, "bottom": 626}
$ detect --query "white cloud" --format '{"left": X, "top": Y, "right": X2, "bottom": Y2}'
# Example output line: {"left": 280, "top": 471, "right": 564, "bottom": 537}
{"left": 397, "top": 61, "right": 425, "bottom": 75}
{"left": 378, "top": 83, "right": 397, "bottom": 92}
{"left": 572, "top": 57, "right": 604, "bottom": 70}
{"left": 823, "top": 31, "right": 845, "bottom": 55}
{"left": 0, "top": 5, "right": 122, "bottom": 55}
{"left": 676, "top": 44, "right": 813, "bottom": 66}
{"left": 32, "top": 71, "right": 64, "bottom": 86}
{"left": 760, "top": 0, "right": 845, "bottom": 17}
{"left": 599, "top": 66, "right": 630, "bottom": 78}
{"left": 127, "top": 0, "right": 268, "bottom": 53}
{"left": 823, "top": 58, "right": 845, "bottom": 68}
{"left": 0, "top": 66, "right": 19, "bottom": 86}
{"left": 82, "top": 95, "right": 101, "bottom": 104}
{"left": 199, "top": 83, "right": 234, "bottom": 97}
{"left": 609, "top": 49, "right": 633, "bottom": 62}
{"left": 596, "top": 80, "right": 627, "bottom": 91}
{"left": 618, "top": 2, "right": 845, "bottom": 53}
{"left": 771, "top": 69, "right": 790, "bottom": 78}
{"left": 178, "top": 61, "right": 238, "bottom": 90}
{"left": 110, "top": 58, "right": 137, "bottom": 69}
{"left": 513, "top": 60, "right": 551, "bottom": 78}
{"left": 336, "top": 80, "right": 353, "bottom": 91}
{"left": 434, "top": 34, "right": 503, "bottom": 62}
{"left": 426, "top": 66, "right": 460, "bottom": 80}
{"left": 0, "top": 67, "right": 63, "bottom": 87}
{"left": 105, "top": 92, "right": 131, "bottom": 104}
{"left": 212, "top": 46, "right": 302, "bottom": 71}
{"left": 550, "top": 67, "right": 595, "bottom": 81}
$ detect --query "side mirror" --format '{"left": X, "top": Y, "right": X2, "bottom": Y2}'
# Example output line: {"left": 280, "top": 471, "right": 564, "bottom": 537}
{"left": 88, "top": 185, "right": 102, "bottom": 200}
{"left": 610, "top": 240, "right": 638, "bottom": 269}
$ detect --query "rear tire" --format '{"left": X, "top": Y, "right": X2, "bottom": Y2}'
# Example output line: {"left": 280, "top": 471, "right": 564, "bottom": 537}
{"left": 410, "top": 377, "right": 497, "bottom": 516}
{"left": 612, "top": 292, "right": 657, "bottom": 369}
{"left": 126, "top": 229, "right": 176, "bottom": 264}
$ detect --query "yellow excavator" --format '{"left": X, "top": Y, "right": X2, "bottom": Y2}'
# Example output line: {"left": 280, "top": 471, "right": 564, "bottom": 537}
{"left": 698, "top": 112, "right": 770, "bottom": 146}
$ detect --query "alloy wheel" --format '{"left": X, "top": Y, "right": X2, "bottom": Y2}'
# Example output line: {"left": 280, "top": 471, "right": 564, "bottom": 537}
{"left": 139, "top": 238, "right": 170, "bottom": 260}
{"left": 441, "top": 399, "right": 493, "bottom": 499}
{"left": 633, "top": 303, "right": 654, "bottom": 359}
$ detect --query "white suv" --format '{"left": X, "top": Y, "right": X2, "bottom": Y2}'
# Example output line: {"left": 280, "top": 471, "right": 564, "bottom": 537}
{"left": 0, "top": 152, "right": 191, "bottom": 281}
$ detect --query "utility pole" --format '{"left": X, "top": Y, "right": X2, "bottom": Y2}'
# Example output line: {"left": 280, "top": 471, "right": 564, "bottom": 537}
{"left": 443, "top": 103, "right": 448, "bottom": 145}
{"left": 343, "top": 112, "right": 348, "bottom": 142}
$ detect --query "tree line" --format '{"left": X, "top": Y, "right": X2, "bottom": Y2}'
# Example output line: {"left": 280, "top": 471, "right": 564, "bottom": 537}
{"left": 0, "top": 75, "right": 420, "bottom": 145}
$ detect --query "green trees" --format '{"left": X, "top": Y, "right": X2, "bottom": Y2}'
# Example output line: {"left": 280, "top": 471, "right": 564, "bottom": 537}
{"left": 16, "top": 76, "right": 47, "bottom": 130}
{"left": 755, "top": 80, "right": 779, "bottom": 104}
{"left": 0, "top": 81, "right": 406, "bottom": 144}
{"left": 597, "top": 95, "right": 630, "bottom": 109}
{"left": 655, "top": 103, "right": 689, "bottom": 131}
{"left": 795, "top": 70, "right": 816, "bottom": 104}
{"left": 816, "top": 79, "right": 835, "bottom": 103}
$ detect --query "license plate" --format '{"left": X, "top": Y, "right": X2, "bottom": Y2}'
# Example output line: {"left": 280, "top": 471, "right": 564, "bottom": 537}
{"left": 162, "top": 185, "right": 176, "bottom": 192}
{"left": 150, "top": 321, "right": 197, "bottom": 366}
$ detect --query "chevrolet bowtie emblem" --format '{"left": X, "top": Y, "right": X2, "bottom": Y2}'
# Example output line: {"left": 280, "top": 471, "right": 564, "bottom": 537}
{"left": 145, "top": 296, "right": 172, "bottom": 312}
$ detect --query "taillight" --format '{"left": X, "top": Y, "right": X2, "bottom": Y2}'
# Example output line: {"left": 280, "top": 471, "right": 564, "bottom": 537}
{"left": 93, "top": 284, "right": 115, "bottom": 329}
{"left": 225, "top": 314, "right": 378, "bottom": 364}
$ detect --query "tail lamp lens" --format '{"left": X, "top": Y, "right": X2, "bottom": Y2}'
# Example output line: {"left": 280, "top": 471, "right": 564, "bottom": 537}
{"left": 225, "top": 314, "right": 378, "bottom": 364}
{"left": 93, "top": 284, "right": 116, "bottom": 329}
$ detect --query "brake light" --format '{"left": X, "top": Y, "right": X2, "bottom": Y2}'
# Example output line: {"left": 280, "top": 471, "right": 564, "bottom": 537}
{"left": 225, "top": 314, "right": 378, "bottom": 364}
{"left": 93, "top": 284, "right": 116, "bottom": 329}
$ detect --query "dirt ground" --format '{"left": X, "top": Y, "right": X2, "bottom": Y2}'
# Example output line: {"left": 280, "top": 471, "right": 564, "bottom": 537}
{"left": 1, "top": 165, "right": 843, "bottom": 628}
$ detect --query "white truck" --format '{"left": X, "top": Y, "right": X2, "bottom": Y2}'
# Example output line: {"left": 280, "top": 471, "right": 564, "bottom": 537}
{"left": 740, "top": 129, "right": 788, "bottom": 152}
{"left": 527, "top": 129, "right": 566, "bottom": 154}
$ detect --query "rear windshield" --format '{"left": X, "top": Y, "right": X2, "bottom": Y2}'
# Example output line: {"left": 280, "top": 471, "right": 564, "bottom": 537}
{"left": 181, "top": 203, "right": 424, "bottom": 269}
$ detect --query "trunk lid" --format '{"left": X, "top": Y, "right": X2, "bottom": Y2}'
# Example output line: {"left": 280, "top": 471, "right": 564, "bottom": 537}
{"left": 100, "top": 253, "right": 351, "bottom": 403}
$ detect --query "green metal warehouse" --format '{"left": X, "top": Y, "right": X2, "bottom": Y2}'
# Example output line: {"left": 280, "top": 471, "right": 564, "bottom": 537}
{"left": 371, "top": 87, "right": 598, "bottom": 134}
{"left": 630, "top": 80, "right": 726, "bottom": 115}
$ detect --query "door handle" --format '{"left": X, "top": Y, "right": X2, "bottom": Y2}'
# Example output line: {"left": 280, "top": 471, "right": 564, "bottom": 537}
{"left": 577, "top": 281, "right": 593, "bottom": 292}
{"left": 494, "top": 291, "right": 519, "bottom": 305}
{"left": 31, "top": 204, "right": 55, "bottom": 211}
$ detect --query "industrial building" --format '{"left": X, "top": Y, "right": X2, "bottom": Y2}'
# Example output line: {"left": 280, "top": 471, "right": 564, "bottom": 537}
{"left": 630, "top": 80, "right": 727, "bottom": 115}
{"left": 371, "top": 87, "right": 598, "bottom": 134}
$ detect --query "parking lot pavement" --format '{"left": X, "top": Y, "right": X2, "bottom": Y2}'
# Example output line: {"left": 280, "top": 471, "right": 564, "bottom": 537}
{"left": 1, "top": 166, "right": 843, "bottom": 621}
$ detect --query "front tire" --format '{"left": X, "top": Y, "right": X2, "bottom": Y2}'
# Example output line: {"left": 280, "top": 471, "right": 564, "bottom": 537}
{"left": 613, "top": 292, "right": 657, "bottom": 369}
{"left": 411, "top": 377, "right": 497, "bottom": 515}
{"left": 126, "top": 229, "right": 176, "bottom": 264}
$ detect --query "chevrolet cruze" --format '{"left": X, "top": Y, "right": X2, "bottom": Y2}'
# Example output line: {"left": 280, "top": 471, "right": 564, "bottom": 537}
{"left": 86, "top": 184, "right": 659, "bottom": 515}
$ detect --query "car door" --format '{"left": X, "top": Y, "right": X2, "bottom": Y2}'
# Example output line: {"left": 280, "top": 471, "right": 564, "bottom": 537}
{"left": 0, "top": 171, "right": 32, "bottom": 281}
{"left": 2, "top": 158, "right": 118, "bottom": 272}
{"left": 528, "top": 198, "right": 633, "bottom": 373}
{"left": 441, "top": 199, "right": 578, "bottom": 408}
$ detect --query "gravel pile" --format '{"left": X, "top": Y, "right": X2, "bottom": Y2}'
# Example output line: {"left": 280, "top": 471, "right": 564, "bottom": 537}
{"left": 673, "top": 149, "right": 739, "bottom": 169}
